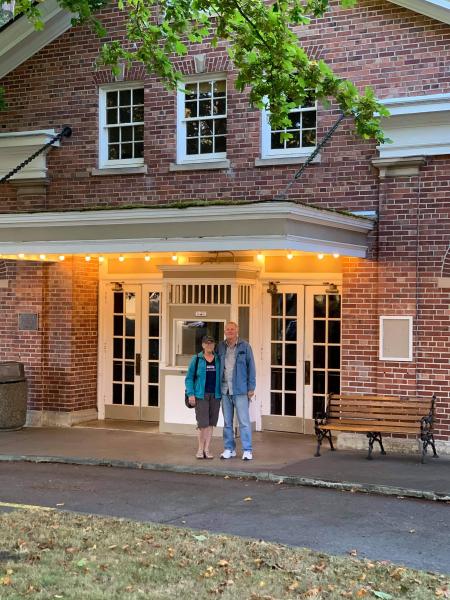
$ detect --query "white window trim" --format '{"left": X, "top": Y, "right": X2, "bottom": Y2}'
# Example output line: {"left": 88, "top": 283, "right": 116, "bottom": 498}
{"left": 379, "top": 316, "right": 413, "bottom": 362}
{"left": 261, "top": 102, "right": 317, "bottom": 160}
{"left": 98, "top": 82, "right": 145, "bottom": 169}
{"left": 176, "top": 73, "right": 227, "bottom": 165}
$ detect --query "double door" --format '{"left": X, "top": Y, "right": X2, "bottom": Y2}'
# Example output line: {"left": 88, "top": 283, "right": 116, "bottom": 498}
{"left": 102, "top": 284, "right": 162, "bottom": 421}
{"left": 261, "top": 285, "right": 341, "bottom": 434}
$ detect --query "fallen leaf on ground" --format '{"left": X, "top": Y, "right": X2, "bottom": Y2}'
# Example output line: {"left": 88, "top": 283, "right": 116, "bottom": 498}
{"left": 372, "top": 591, "right": 393, "bottom": 599}
{"left": 193, "top": 534, "right": 207, "bottom": 542}
{"left": 243, "top": 497, "right": 252, "bottom": 502}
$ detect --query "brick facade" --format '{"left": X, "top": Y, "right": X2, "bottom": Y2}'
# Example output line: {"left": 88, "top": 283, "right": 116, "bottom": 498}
{"left": 0, "top": 0, "right": 449, "bottom": 437}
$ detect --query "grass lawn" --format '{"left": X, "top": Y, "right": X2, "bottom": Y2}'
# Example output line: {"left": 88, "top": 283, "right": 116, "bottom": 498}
{"left": 0, "top": 508, "right": 448, "bottom": 599}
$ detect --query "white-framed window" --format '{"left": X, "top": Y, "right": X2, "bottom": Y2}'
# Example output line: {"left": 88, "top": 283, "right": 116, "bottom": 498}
{"left": 99, "top": 84, "right": 144, "bottom": 168}
{"left": 176, "top": 75, "right": 227, "bottom": 164}
{"left": 261, "top": 95, "right": 317, "bottom": 159}
{"left": 379, "top": 316, "right": 413, "bottom": 362}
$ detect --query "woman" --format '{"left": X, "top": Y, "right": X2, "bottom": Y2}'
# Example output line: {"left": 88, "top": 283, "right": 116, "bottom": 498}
{"left": 185, "top": 335, "right": 221, "bottom": 459}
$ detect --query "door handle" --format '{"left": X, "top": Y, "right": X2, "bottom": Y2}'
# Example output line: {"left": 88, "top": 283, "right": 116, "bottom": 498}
{"left": 304, "top": 360, "right": 311, "bottom": 385}
{"left": 135, "top": 353, "right": 141, "bottom": 376}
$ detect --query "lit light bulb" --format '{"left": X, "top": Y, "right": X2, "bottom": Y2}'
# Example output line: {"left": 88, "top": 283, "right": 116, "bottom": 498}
{"left": 39, "top": 254, "right": 46, "bottom": 260}
{"left": 59, "top": 255, "right": 65, "bottom": 261}
{"left": 98, "top": 256, "right": 105, "bottom": 263}
{"left": 287, "top": 253, "right": 293, "bottom": 260}
{"left": 85, "top": 255, "right": 91, "bottom": 262}
{"left": 333, "top": 253, "right": 340, "bottom": 259}
{"left": 144, "top": 254, "right": 151, "bottom": 262}
{"left": 171, "top": 254, "right": 178, "bottom": 262}
{"left": 118, "top": 255, "right": 125, "bottom": 262}
{"left": 256, "top": 253, "right": 264, "bottom": 262}
{"left": 18, "top": 253, "right": 25, "bottom": 259}
{"left": 317, "top": 253, "right": 324, "bottom": 260}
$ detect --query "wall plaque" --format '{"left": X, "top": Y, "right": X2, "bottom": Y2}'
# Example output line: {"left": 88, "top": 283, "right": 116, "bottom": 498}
{"left": 18, "top": 313, "right": 39, "bottom": 331}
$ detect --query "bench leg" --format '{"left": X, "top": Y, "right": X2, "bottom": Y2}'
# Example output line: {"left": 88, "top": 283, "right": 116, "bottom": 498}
{"left": 366, "top": 432, "right": 384, "bottom": 460}
{"left": 314, "top": 429, "right": 334, "bottom": 457}
{"left": 421, "top": 434, "right": 439, "bottom": 464}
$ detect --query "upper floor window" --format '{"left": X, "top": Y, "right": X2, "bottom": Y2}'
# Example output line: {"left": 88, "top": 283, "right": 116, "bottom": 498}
{"left": 176, "top": 77, "right": 227, "bottom": 163}
{"left": 261, "top": 95, "right": 317, "bottom": 159}
{"left": 99, "top": 85, "right": 144, "bottom": 168}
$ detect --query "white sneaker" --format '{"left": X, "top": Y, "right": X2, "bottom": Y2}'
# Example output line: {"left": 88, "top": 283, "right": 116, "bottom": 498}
{"left": 242, "top": 451, "right": 253, "bottom": 461}
{"left": 220, "top": 449, "right": 236, "bottom": 459}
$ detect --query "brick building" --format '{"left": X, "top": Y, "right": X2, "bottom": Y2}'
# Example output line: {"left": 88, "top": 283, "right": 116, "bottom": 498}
{"left": 0, "top": 0, "right": 449, "bottom": 453}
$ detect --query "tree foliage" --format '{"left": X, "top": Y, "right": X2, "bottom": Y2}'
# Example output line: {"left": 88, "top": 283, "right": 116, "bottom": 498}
{"left": 3, "top": 0, "right": 389, "bottom": 141}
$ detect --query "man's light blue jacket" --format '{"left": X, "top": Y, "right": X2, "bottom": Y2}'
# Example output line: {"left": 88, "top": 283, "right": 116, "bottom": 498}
{"left": 217, "top": 339, "right": 256, "bottom": 395}
{"left": 185, "top": 352, "right": 221, "bottom": 400}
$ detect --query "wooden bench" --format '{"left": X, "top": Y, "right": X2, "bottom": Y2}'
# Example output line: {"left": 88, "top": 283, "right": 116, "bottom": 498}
{"left": 314, "top": 393, "right": 438, "bottom": 463}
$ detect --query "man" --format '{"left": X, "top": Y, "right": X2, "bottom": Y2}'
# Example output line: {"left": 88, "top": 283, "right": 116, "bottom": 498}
{"left": 217, "top": 322, "right": 256, "bottom": 460}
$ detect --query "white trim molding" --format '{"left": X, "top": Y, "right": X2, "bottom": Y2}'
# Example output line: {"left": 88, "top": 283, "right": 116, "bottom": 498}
{"left": 0, "top": 129, "right": 58, "bottom": 181}
{"left": 387, "top": 0, "right": 450, "bottom": 25}
{"left": 0, "top": 202, "right": 374, "bottom": 257}
{"left": 0, "top": 0, "right": 74, "bottom": 79}
{"left": 378, "top": 93, "right": 450, "bottom": 158}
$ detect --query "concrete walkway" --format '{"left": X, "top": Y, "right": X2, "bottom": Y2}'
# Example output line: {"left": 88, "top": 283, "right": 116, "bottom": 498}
{"left": 0, "top": 425, "right": 448, "bottom": 501}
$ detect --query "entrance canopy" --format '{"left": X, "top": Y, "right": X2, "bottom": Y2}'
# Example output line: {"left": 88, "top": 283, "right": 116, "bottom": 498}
{"left": 0, "top": 201, "right": 374, "bottom": 258}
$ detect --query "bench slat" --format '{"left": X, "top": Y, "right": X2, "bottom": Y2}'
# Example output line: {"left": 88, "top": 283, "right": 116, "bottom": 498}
{"left": 324, "top": 424, "right": 418, "bottom": 433}
{"left": 328, "top": 412, "right": 424, "bottom": 422}
{"left": 329, "top": 400, "right": 427, "bottom": 409}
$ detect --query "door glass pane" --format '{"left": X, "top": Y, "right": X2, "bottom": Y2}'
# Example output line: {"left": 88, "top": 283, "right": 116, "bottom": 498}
{"left": 313, "top": 346, "right": 325, "bottom": 369}
{"left": 328, "top": 372, "right": 340, "bottom": 394}
{"left": 271, "top": 294, "right": 283, "bottom": 316}
{"left": 285, "top": 394, "right": 296, "bottom": 416}
{"left": 271, "top": 319, "right": 283, "bottom": 341}
{"left": 328, "top": 321, "right": 341, "bottom": 344}
{"left": 114, "top": 316, "right": 123, "bottom": 336}
{"left": 313, "top": 371, "right": 325, "bottom": 394}
{"left": 148, "top": 385, "right": 159, "bottom": 406}
{"left": 149, "top": 364, "right": 159, "bottom": 384}
{"left": 313, "top": 395, "right": 325, "bottom": 418}
{"left": 113, "top": 361, "right": 122, "bottom": 381}
{"left": 271, "top": 392, "right": 282, "bottom": 415}
{"left": 285, "top": 293, "right": 297, "bottom": 316}
{"left": 271, "top": 368, "right": 282, "bottom": 390}
{"left": 124, "top": 384, "right": 134, "bottom": 405}
{"left": 328, "top": 346, "right": 340, "bottom": 369}
{"left": 149, "top": 316, "right": 159, "bottom": 338}
{"left": 124, "top": 362, "right": 134, "bottom": 382}
{"left": 238, "top": 306, "right": 249, "bottom": 340}
{"left": 149, "top": 292, "right": 160, "bottom": 314}
{"left": 285, "top": 369, "right": 296, "bottom": 391}
{"left": 314, "top": 295, "right": 326, "bottom": 318}
{"left": 328, "top": 295, "right": 341, "bottom": 318}
{"left": 271, "top": 344, "right": 282, "bottom": 365}
{"left": 113, "top": 384, "right": 122, "bottom": 404}
{"left": 149, "top": 339, "right": 159, "bottom": 361}
{"left": 285, "top": 344, "right": 296, "bottom": 366}
{"left": 125, "top": 317, "right": 135, "bottom": 337}
{"left": 125, "top": 338, "right": 135, "bottom": 359}
{"left": 125, "top": 292, "right": 136, "bottom": 314}
{"left": 285, "top": 319, "right": 297, "bottom": 341}
{"left": 313, "top": 321, "right": 325, "bottom": 343}
{"left": 113, "top": 338, "right": 123, "bottom": 359}
{"left": 114, "top": 292, "right": 123, "bottom": 314}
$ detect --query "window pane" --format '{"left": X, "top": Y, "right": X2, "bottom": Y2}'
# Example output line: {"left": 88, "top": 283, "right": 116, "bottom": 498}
{"left": 214, "top": 136, "right": 226, "bottom": 153}
{"left": 187, "top": 138, "right": 199, "bottom": 155}
{"left": 285, "top": 368, "right": 296, "bottom": 391}
{"left": 328, "top": 321, "right": 341, "bottom": 344}
{"left": 271, "top": 132, "right": 284, "bottom": 150}
{"left": 113, "top": 338, "right": 123, "bottom": 359}
{"left": 125, "top": 293, "right": 135, "bottom": 314}
{"left": 314, "top": 320, "right": 325, "bottom": 343}
{"left": 185, "top": 83, "right": 197, "bottom": 100}
{"left": 108, "top": 145, "right": 119, "bottom": 160}
{"left": 119, "top": 89, "right": 131, "bottom": 105}
{"left": 286, "top": 131, "right": 300, "bottom": 148}
{"left": 271, "top": 318, "right": 283, "bottom": 341}
{"left": 114, "top": 292, "right": 123, "bottom": 314}
{"left": 113, "top": 361, "right": 122, "bottom": 382}
{"left": 133, "top": 105, "right": 144, "bottom": 122}
{"left": 199, "top": 100, "right": 211, "bottom": 117}
{"left": 149, "top": 364, "right": 159, "bottom": 384}
{"left": 314, "top": 295, "right": 326, "bottom": 318}
{"left": 112, "top": 383, "right": 122, "bottom": 404}
{"left": 200, "top": 120, "right": 213, "bottom": 136}
{"left": 313, "top": 345, "right": 325, "bottom": 369}
{"left": 214, "top": 119, "right": 227, "bottom": 135}
{"left": 313, "top": 395, "right": 325, "bottom": 418}
{"left": 108, "top": 128, "right": 119, "bottom": 143}
{"left": 119, "top": 107, "right": 131, "bottom": 123}
{"left": 213, "top": 80, "right": 226, "bottom": 96}
{"left": 113, "top": 315, "right": 123, "bottom": 336}
{"left": 313, "top": 371, "right": 325, "bottom": 394}
{"left": 149, "top": 292, "right": 160, "bottom": 314}
{"left": 124, "top": 361, "right": 134, "bottom": 382}
{"left": 124, "top": 384, "right": 134, "bottom": 405}
{"left": 328, "top": 372, "right": 340, "bottom": 394}
{"left": 133, "top": 88, "right": 144, "bottom": 104}
{"left": 328, "top": 295, "right": 341, "bottom": 318}
{"left": 185, "top": 101, "right": 197, "bottom": 118}
{"left": 149, "top": 316, "right": 159, "bottom": 338}
{"left": 148, "top": 385, "right": 159, "bottom": 407}
{"left": 107, "top": 109, "right": 117, "bottom": 125}
{"left": 271, "top": 392, "right": 282, "bottom": 415}
{"left": 134, "top": 142, "right": 144, "bottom": 158}
{"left": 200, "top": 137, "right": 213, "bottom": 153}
{"left": 285, "top": 394, "right": 296, "bottom": 416}
{"left": 302, "top": 111, "right": 316, "bottom": 128}
{"left": 271, "top": 368, "right": 282, "bottom": 390}
{"left": 285, "top": 293, "right": 297, "bottom": 316}
{"left": 125, "top": 317, "right": 135, "bottom": 337}
{"left": 302, "top": 129, "right": 316, "bottom": 147}
{"left": 122, "top": 126, "right": 133, "bottom": 142}
{"left": 149, "top": 339, "right": 159, "bottom": 360}
{"left": 106, "top": 91, "right": 118, "bottom": 107}
{"left": 134, "top": 125, "right": 144, "bottom": 141}
{"left": 271, "top": 343, "right": 282, "bottom": 365}
{"left": 285, "top": 344, "right": 297, "bottom": 366}
{"left": 328, "top": 346, "right": 340, "bottom": 369}
{"left": 199, "top": 81, "right": 212, "bottom": 98}
{"left": 121, "top": 144, "right": 133, "bottom": 159}
{"left": 285, "top": 319, "right": 297, "bottom": 341}
{"left": 271, "top": 293, "right": 283, "bottom": 316}
{"left": 288, "top": 112, "right": 301, "bottom": 128}
{"left": 187, "top": 121, "right": 199, "bottom": 136}
{"left": 125, "top": 338, "right": 135, "bottom": 360}
{"left": 213, "top": 98, "right": 226, "bottom": 115}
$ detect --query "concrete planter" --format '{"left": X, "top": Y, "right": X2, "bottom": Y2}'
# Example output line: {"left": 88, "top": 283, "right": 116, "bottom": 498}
{"left": 0, "top": 380, "right": 28, "bottom": 431}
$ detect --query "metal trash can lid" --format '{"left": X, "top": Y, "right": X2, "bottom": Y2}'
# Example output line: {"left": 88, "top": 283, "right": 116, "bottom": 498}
{"left": 0, "top": 361, "right": 26, "bottom": 383}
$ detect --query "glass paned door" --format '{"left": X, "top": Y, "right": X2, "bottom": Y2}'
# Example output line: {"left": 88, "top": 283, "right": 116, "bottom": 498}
{"left": 106, "top": 285, "right": 142, "bottom": 419}
{"left": 304, "top": 287, "right": 341, "bottom": 424}
{"left": 140, "top": 286, "right": 163, "bottom": 421}
{"left": 262, "top": 285, "right": 305, "bottom": 433}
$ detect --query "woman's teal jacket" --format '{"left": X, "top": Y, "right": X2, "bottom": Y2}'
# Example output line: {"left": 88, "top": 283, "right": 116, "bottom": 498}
{"left": 185, "top": 352, "right": 221, "bottom": 400}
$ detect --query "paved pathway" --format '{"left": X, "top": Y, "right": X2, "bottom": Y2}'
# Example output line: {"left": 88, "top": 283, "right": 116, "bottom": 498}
{"left": 0, "top": 462, "right": 449, "bottom": 574}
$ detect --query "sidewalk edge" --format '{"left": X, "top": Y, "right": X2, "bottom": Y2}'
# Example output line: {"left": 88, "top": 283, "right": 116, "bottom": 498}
{"left": 0, "top": 454, "right": 448, "bottom": 503}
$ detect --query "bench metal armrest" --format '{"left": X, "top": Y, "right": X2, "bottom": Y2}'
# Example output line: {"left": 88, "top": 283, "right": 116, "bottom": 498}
{"left": 314, "top": 412, "right": 327, "bottom": 428}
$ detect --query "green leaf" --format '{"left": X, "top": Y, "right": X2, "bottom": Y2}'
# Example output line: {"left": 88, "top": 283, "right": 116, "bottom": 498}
{"left": 372, "top": 592, "right": 393, "bottom": 600}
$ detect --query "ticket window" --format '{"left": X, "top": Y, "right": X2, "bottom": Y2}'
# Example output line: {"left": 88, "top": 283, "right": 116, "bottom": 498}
{"left": 174, "top": 320, "right": 225, "bottom": 366}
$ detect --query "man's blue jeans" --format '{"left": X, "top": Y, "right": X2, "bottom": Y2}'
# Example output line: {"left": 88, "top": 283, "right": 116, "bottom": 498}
{"left": 222, "top": 393, "right": 252, "bottom": 452}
